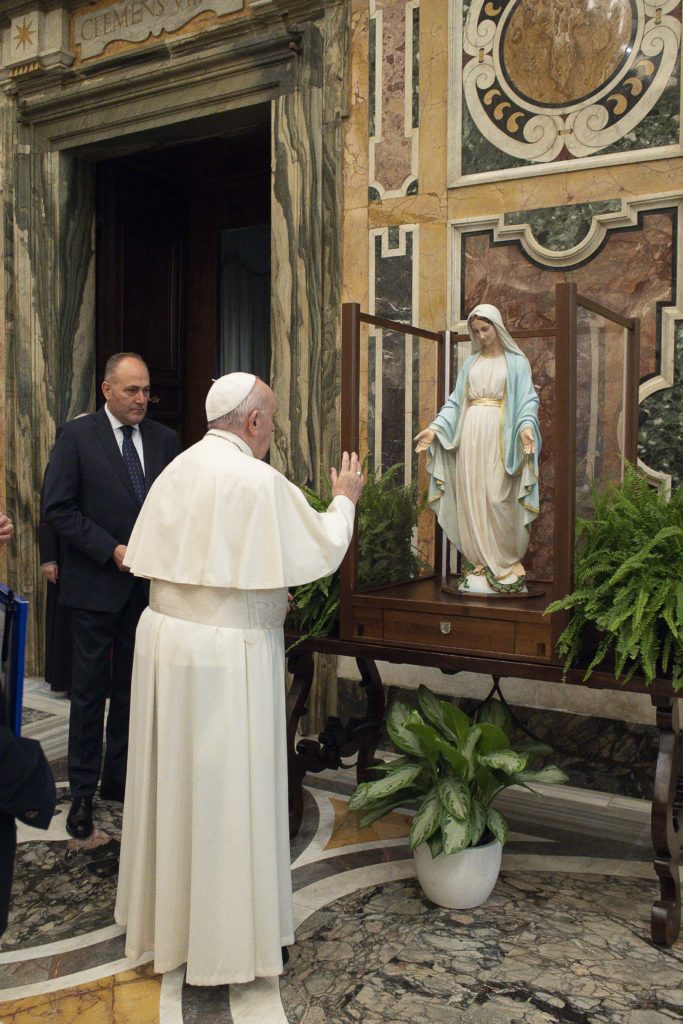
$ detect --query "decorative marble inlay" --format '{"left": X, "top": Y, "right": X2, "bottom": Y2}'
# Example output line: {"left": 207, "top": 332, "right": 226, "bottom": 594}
{"left": 453, "top": 197, "right": 678, "bottom": 376}
{"left": 451, "top": 0, "right": 683, "bottom": 183}
{"left": 368, "top": 227, "right": 418, "bottom": 478}
{"left": 639, "top": 321, "right": 683, "bottom": 489}
{"left": 72, "top": 0, "right": 244, "bottom": 61}
{"left": 503, "top": 199, "right": 623, "bottom": 253}
{"left": 503, "top": 0, "right": 635, "bottom": 106}
{"left": 368, "top": 0, "right": 419, "bottom": 200}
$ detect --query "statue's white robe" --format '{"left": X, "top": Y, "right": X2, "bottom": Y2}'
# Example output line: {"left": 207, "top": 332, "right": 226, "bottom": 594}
{"left": 114, "top": 430, "right": 354, "bottom": 985}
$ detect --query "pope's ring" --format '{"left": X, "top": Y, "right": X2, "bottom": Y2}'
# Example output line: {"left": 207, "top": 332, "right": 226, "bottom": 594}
{"left": 356, "top": 470, "right": 362, "bottom": 475}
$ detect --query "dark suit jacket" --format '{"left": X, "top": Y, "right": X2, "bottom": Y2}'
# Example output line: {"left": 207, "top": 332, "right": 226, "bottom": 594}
{"left": 0, "top": 726, "right": 56, "bottom": 935}
{"left": 42, "top": 407, "right": 179, "bottom": 612}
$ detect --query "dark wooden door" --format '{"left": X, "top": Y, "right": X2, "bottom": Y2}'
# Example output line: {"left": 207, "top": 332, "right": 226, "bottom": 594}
{"left": 95, "top": 125, "right": 271, "bottom": 446}
{"left": 96, "top": 162, "right": 186, "bottom": 436}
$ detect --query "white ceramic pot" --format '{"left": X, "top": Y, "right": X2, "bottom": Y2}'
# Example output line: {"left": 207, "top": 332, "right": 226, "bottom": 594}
{"left": 414, "top": 837, "right": 502, "bottom": 909}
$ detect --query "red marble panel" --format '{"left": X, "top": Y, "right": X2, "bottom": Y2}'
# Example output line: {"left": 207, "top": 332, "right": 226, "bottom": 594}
{"left": 462, "top": 210, "right": 674, "bottom": 380}
{"left": 372, "top": 0, "right": 414, "bottom": 193}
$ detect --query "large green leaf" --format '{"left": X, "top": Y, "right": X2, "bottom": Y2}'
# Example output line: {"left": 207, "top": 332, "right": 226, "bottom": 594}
{"left": 432, "top": 736, "right": 469, "bottom": 777}
{"left": 404, "top": 719, "right": 445, "bottom": 766}
{"left": 348, "top": 764, "right": 423, "bottom": 809}
{"left": 359, "top": 796, "right": 413, "bottom": 828}
{"left": 475, "top": 698, "right": 513, "bottom": 734}
{"left": 441, "top": 702, "right": 470, "bottom": 740}
{"left": 478, "top": 750, "right": 528, "bottom": 775}
{"left": 416, "top": 685, "right": 459, "bottom": 742}
{"left": 441, "top": 814, "right": 471, "bottom": 854}
{"left": 476, "top": 723, "right": 511, "bottom": 754}
{"left": 514, "top": 766, "right": 569, "bottom": 787}
{"left": 427, "top": 830, "right": 444, "bottom": 859}
{"left": 409, "top": 792, "right": 441, "bottom": 849}
{"left": 459, "top": 726, "right": 482, "bottom": 771}
{"left": 469, "top": 799, "right": 487, "bottom": 847}
{"left": 386, "top": 700, "right": 424, "bottom": 756}
{"left": 472, "top": 764, "right": 501, "bottom": 806}
{"left": 438, "top": 778, "right": 470, "bottom": 820}
{"left": 367, "top": 757, "right": 412, "bottom": 774}
{"left": 485, "top": 808, "right": 508, "bottom": 847}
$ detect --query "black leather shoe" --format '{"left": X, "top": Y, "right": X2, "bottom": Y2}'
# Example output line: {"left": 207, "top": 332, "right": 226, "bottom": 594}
{"left": 66, "top": 797, "right": 93, "bottom": 839}
{"left": 282, "top": 946, "right": 290, "bottom": 966}
{"left": 99, "top": 782, "right": 125, "bottom": 803}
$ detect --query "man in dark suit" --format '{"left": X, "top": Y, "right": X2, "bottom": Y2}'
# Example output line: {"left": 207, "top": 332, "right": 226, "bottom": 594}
{"left": 43, "top": 353, "right": 179, "bottom": 839}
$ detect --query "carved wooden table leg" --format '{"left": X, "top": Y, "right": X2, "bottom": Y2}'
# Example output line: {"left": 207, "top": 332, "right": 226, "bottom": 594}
{"left": 355, "top": 657, "right": 386, "bottom": 783}
{"left": 650, "top": 694, "right": 681, "bottom": 947}
{"left": 286, "top": 650, "right": 315, "bottom": 839}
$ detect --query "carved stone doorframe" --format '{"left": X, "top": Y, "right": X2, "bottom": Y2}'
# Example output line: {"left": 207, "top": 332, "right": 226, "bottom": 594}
{"left": 1, "top": 4, "right": 348, "bottom": 676}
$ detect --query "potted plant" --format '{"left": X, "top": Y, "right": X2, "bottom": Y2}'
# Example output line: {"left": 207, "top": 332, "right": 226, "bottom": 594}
{"left": 547, "top": 467, "right": 683, "bottom": 688}
{"left": 348, "top": 685, "right": 568, "bottom": 908}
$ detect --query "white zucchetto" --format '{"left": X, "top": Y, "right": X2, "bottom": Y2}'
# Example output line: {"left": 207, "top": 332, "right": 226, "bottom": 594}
{"left": 205, "top": 372, "right": 256, "bottom": 421}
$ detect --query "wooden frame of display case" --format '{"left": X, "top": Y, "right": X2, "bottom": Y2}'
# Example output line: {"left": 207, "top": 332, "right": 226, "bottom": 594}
{"left": 339, "top": 283, "right": 640, "bottom": 667}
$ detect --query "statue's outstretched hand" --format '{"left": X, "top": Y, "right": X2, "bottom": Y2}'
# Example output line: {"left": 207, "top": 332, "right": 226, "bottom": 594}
{"left": 520, "top": 427, "right": 535, "bottom": 455}
{"left": 414, "top": 428, "right": 435, "bottom": 453}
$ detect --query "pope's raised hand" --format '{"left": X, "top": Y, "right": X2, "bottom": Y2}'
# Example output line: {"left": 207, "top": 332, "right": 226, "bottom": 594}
{"left": 331, "top": 451, "right": 364, "bottom": 504}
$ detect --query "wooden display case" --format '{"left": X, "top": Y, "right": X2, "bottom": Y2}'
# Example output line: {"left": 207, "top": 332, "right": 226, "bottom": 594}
{"left": 338, "top": 283, "right": 640, "bottom": 666}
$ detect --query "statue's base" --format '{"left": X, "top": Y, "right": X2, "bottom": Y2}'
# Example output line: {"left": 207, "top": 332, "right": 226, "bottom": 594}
{"left": 441, "top": 573, "right": 543, "bottom": 599}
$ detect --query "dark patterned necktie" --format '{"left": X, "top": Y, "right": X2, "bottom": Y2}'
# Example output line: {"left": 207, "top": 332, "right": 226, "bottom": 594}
{"left": 121, "top": 425, "right": 146, "bottom": 504}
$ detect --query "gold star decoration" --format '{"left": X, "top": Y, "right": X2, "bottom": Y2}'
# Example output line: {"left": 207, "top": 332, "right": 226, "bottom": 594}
{"left": 14, "top": 18, "right": 35, "bottom": 51}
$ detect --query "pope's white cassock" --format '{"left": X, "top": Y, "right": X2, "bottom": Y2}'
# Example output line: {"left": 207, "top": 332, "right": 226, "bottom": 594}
{"left": 114, "top": 428, "right": 355, "bottom": 985}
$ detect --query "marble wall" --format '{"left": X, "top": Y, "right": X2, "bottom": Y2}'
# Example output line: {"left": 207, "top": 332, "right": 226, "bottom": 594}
{"left": 342, "top": 0, "right": 683, "bottom": 717}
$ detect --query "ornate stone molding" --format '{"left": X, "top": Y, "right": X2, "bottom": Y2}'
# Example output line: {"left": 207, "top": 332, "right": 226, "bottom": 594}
{"left": 0, "top": 8, "right": 74, "bottom": 81}
{"left": 368, "top": 0, "right": 419, "bottom": 200}
{"left": 449, "top": 0, "right": 683, "bottom": 185}
{"left": 72, "top": 0, "right": 244, "bottom": 61}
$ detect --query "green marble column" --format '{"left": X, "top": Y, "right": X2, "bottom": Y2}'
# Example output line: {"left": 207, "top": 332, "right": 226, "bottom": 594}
{"left": 271, "top": 7, "right": 349, "bottom": 729}
{"left": 3, "top": 125, "right": 96, "bottom": 673}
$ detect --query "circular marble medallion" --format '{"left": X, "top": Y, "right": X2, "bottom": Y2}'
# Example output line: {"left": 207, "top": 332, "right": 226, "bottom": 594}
{"left": 502, "top": 0, "right": 635, "bottom": 107}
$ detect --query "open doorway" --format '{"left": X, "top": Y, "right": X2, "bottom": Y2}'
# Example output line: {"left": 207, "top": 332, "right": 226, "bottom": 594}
{"left": 95, "top": 109, "right": 271, "bottom": 446}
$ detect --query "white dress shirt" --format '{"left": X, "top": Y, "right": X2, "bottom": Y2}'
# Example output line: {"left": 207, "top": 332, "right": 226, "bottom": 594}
{"left": 104, "top": 404, "right": 145, "bottom": 472}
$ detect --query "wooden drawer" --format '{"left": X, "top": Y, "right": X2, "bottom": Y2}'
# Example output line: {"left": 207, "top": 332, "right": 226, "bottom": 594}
{"left": 352, "top": 607, "right": 384, "bottom": 641}
{"left": 514, "top": 622, "right": 552, "bottom": 659}
{"left": 384, "top": 610, "right": 515, "bottom": 655}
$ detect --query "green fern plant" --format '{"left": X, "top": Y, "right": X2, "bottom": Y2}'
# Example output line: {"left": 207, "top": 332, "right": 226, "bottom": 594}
{"left": 285, "top": 486, "right": 341, "bottom": 641}
{"left": 348, "top": 686, "right": 568, "bottom": 855}
{"left": 357, "top": 462, "right": 427, "bottom": 590}
{"left": 547, "top": 468, "right": 683, "bottom": 689}
{"left": 286, "top": 464, "right": 426, "bottom": 641}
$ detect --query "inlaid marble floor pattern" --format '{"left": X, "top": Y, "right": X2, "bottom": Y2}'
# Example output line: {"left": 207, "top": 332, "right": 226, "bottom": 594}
{"left": 0, "top": 680, "right": 681, "bottom": 1023}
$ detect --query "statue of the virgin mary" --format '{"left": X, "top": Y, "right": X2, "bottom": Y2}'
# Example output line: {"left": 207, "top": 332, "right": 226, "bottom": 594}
{"left": 415, "top": 304, "right": 541, "bottom": 594}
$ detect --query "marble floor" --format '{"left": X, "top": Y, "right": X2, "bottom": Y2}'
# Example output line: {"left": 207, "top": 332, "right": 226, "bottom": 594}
{"left": 0, "top": 679, "right": 681, "bottom": 1023}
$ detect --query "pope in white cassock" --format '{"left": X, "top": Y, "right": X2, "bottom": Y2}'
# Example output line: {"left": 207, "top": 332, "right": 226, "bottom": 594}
{"left": 114, "top": 373, "right": 364, "bottom": 986}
